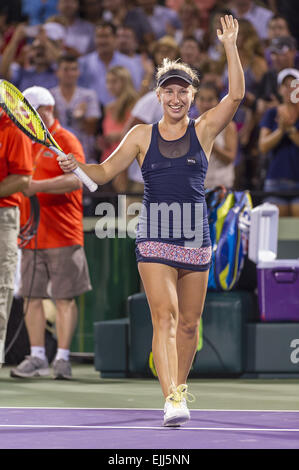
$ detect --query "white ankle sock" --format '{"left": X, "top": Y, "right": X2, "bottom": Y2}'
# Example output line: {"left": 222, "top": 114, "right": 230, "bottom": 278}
{"left": 31, "top": 346, "right": 46, "bottom": 361}
{"left": 55, "top": 348, "right": 70, "bottom": 362}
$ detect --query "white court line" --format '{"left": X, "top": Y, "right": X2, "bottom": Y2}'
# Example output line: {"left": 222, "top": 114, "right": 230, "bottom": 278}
{"left": 0, "top": 406, "right": 298, "bottom": 412}
{"left": 0, "top": 424, "right": 299, "bottom": 432}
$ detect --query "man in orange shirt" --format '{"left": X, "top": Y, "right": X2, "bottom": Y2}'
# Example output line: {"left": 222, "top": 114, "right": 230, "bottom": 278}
{"left": 0, "top": 109, "right": 32, "bottom": 368}
{"left": 10, "top": 86, "right": 91, "bottom": 380}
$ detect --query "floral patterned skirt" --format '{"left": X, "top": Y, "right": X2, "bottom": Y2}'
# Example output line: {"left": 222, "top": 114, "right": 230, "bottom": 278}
{"left": 135, "top": 241, "right": 212, "bottom": 272}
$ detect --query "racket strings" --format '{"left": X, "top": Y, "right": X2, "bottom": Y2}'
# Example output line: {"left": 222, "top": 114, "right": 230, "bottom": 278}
{"left": 0, "top": 80, "right": 45, "bottom": 142}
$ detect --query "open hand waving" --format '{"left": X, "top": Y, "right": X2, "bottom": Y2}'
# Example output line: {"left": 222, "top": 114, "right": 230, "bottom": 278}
{"left": 217, "top": 15, "right": 239, "bottom": 45}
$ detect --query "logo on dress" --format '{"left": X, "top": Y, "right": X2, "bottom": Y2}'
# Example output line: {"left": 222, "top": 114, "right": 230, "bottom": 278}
{"left": 187, "top": 157, "right": 197, "bottom": 165}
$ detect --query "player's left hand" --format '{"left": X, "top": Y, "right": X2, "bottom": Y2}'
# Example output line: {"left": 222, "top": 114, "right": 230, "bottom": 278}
{"left": 217, "top": 15, "right": 239, "bottom": 45}
{"left": 57, "top": 153, "right": 78, "bottom": 173}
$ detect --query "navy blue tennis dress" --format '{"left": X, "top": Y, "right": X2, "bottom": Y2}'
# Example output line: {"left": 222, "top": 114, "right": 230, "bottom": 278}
{"left": 135, "top": 119, "right": 211, "bottom": 271}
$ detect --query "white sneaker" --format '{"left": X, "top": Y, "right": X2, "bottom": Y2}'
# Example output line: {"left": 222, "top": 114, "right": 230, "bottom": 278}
{"left": 163, "top": 396, "right": 190, "bottom": 427}
{"left": 163, "top": 384, "right": 195, "bottom": 427}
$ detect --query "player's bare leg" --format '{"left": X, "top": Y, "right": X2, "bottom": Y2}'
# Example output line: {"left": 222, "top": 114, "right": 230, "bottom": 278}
{"left": 138, "top": 262, "right": 179, "bottom": 398}
{"left": 176, "top": 269, "right": 209, "bottom": 385}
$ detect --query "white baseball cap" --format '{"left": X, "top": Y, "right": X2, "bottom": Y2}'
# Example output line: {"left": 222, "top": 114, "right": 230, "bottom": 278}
{"left": 277, "top": 68, "right": 299, "bottom": 86}
{"left": 23, "top": 86, "right": 55, "bottom": 109}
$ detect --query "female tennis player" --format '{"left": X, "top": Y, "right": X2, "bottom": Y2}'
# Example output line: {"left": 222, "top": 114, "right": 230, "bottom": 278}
{"left": 58, "top": 15, "right": 245, "bottom": 426}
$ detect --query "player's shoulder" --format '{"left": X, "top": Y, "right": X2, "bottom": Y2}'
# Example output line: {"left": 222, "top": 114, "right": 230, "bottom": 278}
{"left": 127, "top": 123, "right": 152, "bottom": 141}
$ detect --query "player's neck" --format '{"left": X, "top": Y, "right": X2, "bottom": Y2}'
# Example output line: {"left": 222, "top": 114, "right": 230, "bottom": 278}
{"left": 159, "top": 115, "right": 190, "bottom": 138}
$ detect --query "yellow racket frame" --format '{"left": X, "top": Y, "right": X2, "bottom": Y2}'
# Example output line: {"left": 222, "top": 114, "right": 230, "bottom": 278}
{"left": 0, "top": 79, "right": 98, "bottom": 192}
{"left": 0, "top": 79, "right": 62, "bottom": 150}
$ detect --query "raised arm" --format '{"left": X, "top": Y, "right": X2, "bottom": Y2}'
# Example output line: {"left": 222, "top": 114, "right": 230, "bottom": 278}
{"left": 57, "top": 124, "right": 149, "bottom": 185}
{"left": 0, "top": 24, "right": 27, "bottom": 80}
{"left": 196, "top": 16, "right": 245, "bottom": 142}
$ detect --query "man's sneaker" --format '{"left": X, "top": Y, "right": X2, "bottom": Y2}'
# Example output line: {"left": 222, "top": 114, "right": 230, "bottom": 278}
{"left": 10, "top": 356, "right": 50, "bottom": 378}
{"left": 52, "top": 359, "right": 72, "bottom": 380}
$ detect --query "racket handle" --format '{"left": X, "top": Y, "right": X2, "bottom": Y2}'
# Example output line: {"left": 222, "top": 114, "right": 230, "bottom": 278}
{"left": 73, "top": 166, "right": 98, "bottom": 192}
{"left": 50, "top": 146, "right": 98, "bottom": 192}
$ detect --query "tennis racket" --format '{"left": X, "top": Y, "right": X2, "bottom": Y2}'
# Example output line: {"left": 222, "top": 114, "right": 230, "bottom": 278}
{"left": 0, "top": 79, "right": 98, "bottom": 192}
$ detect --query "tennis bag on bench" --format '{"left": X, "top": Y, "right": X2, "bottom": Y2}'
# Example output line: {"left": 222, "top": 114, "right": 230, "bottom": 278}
{"left": 206, "top": 187, "right": 252, "bottom": 291}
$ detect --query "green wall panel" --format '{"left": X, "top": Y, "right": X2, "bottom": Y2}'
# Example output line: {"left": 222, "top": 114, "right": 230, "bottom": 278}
{"left": 71, "top": 232, "right": 139, "bottom": 353}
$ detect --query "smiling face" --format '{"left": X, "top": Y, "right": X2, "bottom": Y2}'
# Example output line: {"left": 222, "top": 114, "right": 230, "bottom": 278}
{"left": 157, "top": 78, "right": 194, "bottom": 120}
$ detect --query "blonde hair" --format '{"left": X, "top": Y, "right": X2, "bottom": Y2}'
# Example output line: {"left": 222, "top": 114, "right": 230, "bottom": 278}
{"left": 155, "top": 58, "right": 199, "bottom": 91}
{"left": 107, "top": 66, "right": 138, "bottom": 122}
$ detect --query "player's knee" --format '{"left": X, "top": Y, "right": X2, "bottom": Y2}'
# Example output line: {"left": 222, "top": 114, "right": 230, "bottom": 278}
{"left": 178, "top": 314, "right": 201, "bottom": 337}
{"left": 151, "top": 303, "right": 178, "bottom": 331}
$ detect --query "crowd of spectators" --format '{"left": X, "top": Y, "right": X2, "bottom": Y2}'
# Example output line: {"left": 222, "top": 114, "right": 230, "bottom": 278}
{"left": 0, "top": 0, "right": 299, "bottom": 215}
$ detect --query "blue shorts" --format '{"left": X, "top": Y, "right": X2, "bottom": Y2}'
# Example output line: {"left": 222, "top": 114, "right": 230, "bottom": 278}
{"left": 264, "top": 179, "right": 299, "bottom": 205}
